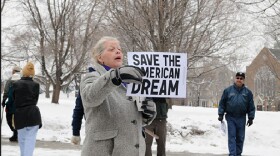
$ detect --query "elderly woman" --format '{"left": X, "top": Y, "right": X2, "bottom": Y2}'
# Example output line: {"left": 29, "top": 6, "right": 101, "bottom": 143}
{"left": 80, "top": 36, "right": 156, "bottom": 156}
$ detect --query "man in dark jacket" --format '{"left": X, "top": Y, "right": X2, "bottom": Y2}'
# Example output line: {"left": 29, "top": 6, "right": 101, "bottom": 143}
{"left": 145, "top": 97, "right": 171, "bottom": 156}
{"left": 218, "top": 72, "right": 255, "bottom": 156}
{"left": 1, "top": 66, "right": 21, "bottom": 142}
{"left": 71, "top": 67, "right": 95, "bottom": 145}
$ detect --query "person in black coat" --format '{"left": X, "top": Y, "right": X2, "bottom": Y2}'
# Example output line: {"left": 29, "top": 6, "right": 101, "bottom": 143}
{"left": 13, "top": 62, "right": 42, "bottom": 156}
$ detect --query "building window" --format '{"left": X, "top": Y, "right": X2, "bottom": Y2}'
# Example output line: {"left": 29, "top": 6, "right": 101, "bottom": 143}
{"left": 254, "top": 66, "right": 276, "bottom": 98}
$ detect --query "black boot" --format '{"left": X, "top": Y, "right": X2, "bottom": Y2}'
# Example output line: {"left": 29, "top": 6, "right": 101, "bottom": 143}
{"left": 9, "top": 131, "right": 18, "bottom": 142}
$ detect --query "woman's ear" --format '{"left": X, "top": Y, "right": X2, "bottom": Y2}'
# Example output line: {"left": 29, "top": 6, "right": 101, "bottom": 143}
{"left": 97, "top": 55, "right": 102, "bottom": 63}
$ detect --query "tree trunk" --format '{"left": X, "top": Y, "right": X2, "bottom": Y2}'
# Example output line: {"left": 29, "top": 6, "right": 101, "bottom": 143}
{"left": 51, "top": 83, "right": 61, "bottom": 104}
{"left": 45, "top": 80, "right": 50, "bottom": 98}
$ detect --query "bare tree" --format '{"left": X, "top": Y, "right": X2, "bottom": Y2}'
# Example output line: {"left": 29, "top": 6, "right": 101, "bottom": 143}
{"left": 230, "top": 0, "right": 279, "bottom": 14}
{"left": 18, "top": 0, "right": 106, "bottom": 103}
{"left": 1, "top": 0, "right": 8, "bottom": 13}
{"left": 107, "top": 0, "right": 250, "bottom": 78}
{"left": 231, "top": 0, "right": 280, "bottom": 48}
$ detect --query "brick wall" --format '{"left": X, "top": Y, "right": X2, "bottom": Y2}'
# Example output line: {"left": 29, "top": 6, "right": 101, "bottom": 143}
{"left": 246, "top": 47, "right": 280, "bottom": 111}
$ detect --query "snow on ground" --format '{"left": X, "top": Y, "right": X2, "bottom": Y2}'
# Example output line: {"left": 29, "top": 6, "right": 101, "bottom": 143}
{"left": 1, "top": 92, "right": 280, "bottom": 156}
{"left": 1, "top": 145, "right": 80, "bottom": 156}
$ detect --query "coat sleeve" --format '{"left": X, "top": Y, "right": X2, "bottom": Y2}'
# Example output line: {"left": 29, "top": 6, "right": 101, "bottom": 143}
{"left": 218, "top": 89, "right": 227, "bottom": 116}
{"left": 80, "top": 70, "right": 119, "bottom": 108}
{"left": 2, "top": 79, "right": 12, "bottom": 102}
{"left": 247, "top": 90, "right": 255, "bottom": 119}
{"left": 35, "top": 83, "right": 40, "bottom": 104}
{"left": 71, "top": 90, "right": 84, "bottom": 136}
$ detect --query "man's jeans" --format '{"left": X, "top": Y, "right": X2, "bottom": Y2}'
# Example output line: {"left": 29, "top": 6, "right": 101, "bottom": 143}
{"left": 18, "top": 125, "right": 39, "bottom": 156}
{"left": 226, "top": 114, "right": 246, "bottom": 156}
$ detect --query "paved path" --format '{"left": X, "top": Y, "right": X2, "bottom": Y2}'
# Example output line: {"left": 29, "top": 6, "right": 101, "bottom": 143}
{"left": 1, "top": 137, "right": 81, "bottom": 150}
{"left": 1, "top": 137, "right": 226, "bottom": 156}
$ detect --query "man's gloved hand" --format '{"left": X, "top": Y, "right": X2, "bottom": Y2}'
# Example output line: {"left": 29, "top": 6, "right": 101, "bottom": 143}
{"left": 141, "top": 100, "right": 157, "bottom": 125}
{"left": 71, "top": 136, "right": 81, "bottom": 145}
{"left": 218, "top": 115, "right": 223, "bottom": 122}
{"left": 247, "top": 118, "right": 253, "bottom": 127}
{"left": 110, "top": 65, "right": 145, "bottom": 86}
{"left": 2, "top": 100, "right": 6, "bottom": 107}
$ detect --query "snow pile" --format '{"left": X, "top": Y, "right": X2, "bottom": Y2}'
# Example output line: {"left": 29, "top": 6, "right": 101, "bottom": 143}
{"left": 1, "top": 92, "right": 280, "bottom": 155}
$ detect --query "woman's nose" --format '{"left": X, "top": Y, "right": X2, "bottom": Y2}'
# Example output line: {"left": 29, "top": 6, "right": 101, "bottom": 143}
{"left": 116, "top": 48, "right": 121, "bottom": 54}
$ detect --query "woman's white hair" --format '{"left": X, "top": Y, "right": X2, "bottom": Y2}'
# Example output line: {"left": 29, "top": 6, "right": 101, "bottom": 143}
{"left": 92, "top": 36, "right": 119, "bottom": 65}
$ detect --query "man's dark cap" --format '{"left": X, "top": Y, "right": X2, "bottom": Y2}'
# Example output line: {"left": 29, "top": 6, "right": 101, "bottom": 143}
{"left": 236, "top": 72, "right": 245, "bottom": 78}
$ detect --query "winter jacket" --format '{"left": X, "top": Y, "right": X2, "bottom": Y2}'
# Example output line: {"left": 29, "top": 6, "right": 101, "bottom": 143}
{"left": 5, "top": 83, "right": 16, "bottom": 114}
{"left": 80, "top": 63, "right": 145, "bottom": 156}
{"left": 2, "top": 72, "right": 20, "bottom": 105}
{"left": 13, "top": 77, "right": 42, "bottom": 130}
{"left": 4, "top": 73, "right": 21, "bottom": 114}
{"left": 218, "top": 84, "right": 255, "bottom": 119}
{"left": 152, "top": 98, "right": 169, "bottom": 120}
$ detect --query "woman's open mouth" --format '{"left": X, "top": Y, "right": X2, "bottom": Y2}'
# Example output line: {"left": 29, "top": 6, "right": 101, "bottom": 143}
{"left": 115, "top": 56, "right": 122, "bottom": 61}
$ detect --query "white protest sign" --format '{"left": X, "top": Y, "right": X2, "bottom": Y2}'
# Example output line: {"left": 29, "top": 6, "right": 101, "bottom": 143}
{"left": 126, "top": 52, "right": 187, "bottom": 98}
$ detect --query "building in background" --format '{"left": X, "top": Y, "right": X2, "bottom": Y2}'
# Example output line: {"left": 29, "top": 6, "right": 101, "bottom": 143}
{"left": 162, "top": 47, "right": 280, "bottom": 111}
{"left": 186, "top": 66, "right": 234, "bottom": 108}
{"left": 246, "top": 47, "right": 280, "bottom": 111}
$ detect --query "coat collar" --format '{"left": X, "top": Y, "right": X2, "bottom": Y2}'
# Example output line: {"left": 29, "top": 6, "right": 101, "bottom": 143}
{"left": 233, "top": 83, "right": 244, "bottom": 91}
{"left": 21, "top": 77, "right": 33, "bottom": 81}
{"left": 93, "top": 63, "right": 108, "bottom": 75}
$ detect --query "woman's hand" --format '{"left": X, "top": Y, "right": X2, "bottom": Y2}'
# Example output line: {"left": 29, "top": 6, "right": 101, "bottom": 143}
{"left": 110, "top": 65, "right": 145, "bottom": 85}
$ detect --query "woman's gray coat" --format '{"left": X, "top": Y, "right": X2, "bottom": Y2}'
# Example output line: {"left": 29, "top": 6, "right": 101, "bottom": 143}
{"left": 80, "top": 63, "right": 145, "bottom": 156}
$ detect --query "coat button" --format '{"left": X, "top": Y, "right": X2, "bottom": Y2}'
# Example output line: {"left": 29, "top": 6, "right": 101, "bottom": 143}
{"left": 127, "top": 96, "right": 133, "bottom": 101}
{"left": 131, "top": 120, "right": 137, "bottom": 125}
{"left": 135, "top": 144, "right": 139, "bottom": 148}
